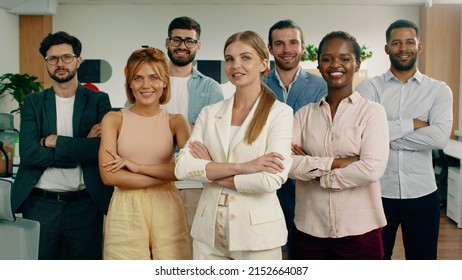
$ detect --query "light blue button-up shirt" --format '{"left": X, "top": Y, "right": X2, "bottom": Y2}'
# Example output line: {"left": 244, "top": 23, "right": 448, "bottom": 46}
{"left": 356, "top": 69, "right": 453, "bottom": 199}
{"left": 187, "top": 67, "right": 224, "bottom": 124}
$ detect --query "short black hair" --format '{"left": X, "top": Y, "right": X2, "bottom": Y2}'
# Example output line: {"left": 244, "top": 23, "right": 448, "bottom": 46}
{"left": 168, "top": 16, "right": 201, "bottom": 39}
{"left": 268, "top": 19, "right": 304, "bottom": 45}
{"left": 386, "top": 19, "right": 420, "bottom": 43}
{"left": 39, "top": 31, "right": 82, "bottom": 57}
{"left": 317, "top": 31, "right": 361, "bottom": 62}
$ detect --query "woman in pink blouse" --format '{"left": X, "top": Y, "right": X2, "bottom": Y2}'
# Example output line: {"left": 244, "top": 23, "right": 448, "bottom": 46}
{"left": 289, "top": 31, "right": 389, "bottom": 259}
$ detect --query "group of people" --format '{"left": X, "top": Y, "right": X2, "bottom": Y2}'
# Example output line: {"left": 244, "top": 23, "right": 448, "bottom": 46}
{"left": 10, "top": 16, "right": 452, "bottom": 261}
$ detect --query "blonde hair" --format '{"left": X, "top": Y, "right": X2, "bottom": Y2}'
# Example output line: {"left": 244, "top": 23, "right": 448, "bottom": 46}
{"left": 125, "top": 47, "right": 170, "bottom": 105}
{"left": 224, "top": 31, "right": 276, "bottom": 144}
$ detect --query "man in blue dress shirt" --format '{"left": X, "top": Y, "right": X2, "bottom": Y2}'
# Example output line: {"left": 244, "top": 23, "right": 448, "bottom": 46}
{"left": 263, "top": 19, "right": 327, "bottom": 259}
{"left": 356, "top": 19, "right": 453, "bottom": 260}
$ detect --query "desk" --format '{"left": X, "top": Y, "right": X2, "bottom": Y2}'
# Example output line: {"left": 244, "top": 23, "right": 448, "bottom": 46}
{"left": 0, "top": 178, "right": 14, "bottom": 221}
{"left": 444, "top": 139, "right": 462, "bottom": 228}
{"left": 0, "top": 177, "right": 40, "bottom": 260}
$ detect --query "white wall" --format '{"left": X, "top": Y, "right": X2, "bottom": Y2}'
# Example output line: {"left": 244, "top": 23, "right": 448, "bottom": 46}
{"left": 0, "top": 8, "right": 20, "bottom": 128}
{"left": 53, "top": 4, "right": 419, "bottom": 107}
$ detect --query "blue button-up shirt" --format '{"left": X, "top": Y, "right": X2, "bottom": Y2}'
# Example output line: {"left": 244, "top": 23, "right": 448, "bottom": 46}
{"left": 356, "top": 69, "right": 453, "bottom": 199}
{"left": 187, "top": 67, "right": 224, "bottom": 124}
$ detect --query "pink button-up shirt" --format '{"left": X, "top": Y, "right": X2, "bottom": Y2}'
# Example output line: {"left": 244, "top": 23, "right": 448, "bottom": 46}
{"left": 289, "top": 92, "right": 389, "bottom": 238}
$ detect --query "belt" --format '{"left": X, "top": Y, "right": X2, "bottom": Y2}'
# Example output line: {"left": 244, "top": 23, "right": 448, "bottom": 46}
{"left": 32, "top": 188, "right": 90, "bottom": 202}
{"left": 218, "top": 193, "right": 229, "bottom": 207}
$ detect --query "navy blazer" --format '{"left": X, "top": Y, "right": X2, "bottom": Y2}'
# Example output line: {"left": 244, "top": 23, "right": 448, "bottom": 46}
{"left": 12, "top": 84, "right": 113, "bottom": 214}
{"left": 263, "top": 68, "right": 327, "bottom": 113}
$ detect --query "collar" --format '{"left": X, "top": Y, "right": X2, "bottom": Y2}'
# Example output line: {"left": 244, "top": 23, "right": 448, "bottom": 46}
{"left": 385, "top": 68, "right": 423, "bottom": 84}
{"left": 191, "top": 66, "right": 206, "bottom": 79}
{"left": 274, "top": 66, "right": 302, "bottom": 88}
{"left": 319, "top": 91, "right": 361, "bottom": 106}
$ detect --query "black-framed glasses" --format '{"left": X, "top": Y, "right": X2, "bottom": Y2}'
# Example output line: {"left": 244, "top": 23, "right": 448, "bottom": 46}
{"left": 168, "top": 37, "right": 198, "bottom": 49}
{"left": 44, "top": 54, "right": 77, "bottom": 65}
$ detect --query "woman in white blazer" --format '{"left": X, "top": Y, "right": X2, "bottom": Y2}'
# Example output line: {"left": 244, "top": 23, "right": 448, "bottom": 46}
{"left": 175, "top": 31, "right": 293, "bottom": 260}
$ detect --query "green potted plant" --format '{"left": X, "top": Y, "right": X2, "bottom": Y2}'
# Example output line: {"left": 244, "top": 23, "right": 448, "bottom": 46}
{"left": 360, "top": 44, "right": 373, "bottom": 61}
{"left": 301, "top": 44, "right": 373, "bottom": 62}
{"left": 0, "top": 73, "right": 43, "bottom": 114}
{"left": 301, "top": 44, "right": 318, "bottom": 62}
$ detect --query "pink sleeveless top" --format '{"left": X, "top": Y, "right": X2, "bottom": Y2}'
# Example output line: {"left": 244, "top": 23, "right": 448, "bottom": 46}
{"left": 117, "top": 108, "right": 174, "bottom": 165}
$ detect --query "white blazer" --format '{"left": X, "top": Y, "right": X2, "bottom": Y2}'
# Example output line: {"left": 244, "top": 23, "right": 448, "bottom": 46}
{"left": 175, "top": 96, "right": 293, "bottom": 251}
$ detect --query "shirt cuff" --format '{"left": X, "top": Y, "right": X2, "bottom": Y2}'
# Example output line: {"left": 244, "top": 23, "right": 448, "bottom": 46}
{"left": 402, "top": 118, "right": 414, "bottom": 135}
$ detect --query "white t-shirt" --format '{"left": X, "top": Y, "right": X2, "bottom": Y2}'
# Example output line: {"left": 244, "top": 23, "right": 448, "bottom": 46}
{"left": 161, "top": 75, "right": 190, "bottom": 118}
{"left": 36, "top": 95, "right": 84, "bottom": 192}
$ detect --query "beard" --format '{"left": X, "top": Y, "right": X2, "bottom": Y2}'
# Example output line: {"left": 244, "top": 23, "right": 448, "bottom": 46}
{"left": 49, "top": 67, "right": 77, "bottom": 83}
{"left": 167, "top": 48, "right": 196, "bottom": 67}
{"left": 273, "top": 53, "right": 302, "bottom": 71}
{"left": 389, "top": 53, "right": 418, "bottom": 71}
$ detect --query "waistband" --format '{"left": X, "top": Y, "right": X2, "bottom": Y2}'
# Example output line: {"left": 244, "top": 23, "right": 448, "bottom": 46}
{"left": 31, "top": 188, "right": 90, "bottom": 202}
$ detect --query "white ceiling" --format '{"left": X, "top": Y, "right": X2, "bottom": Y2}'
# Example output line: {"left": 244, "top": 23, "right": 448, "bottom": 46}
{"left": 0, "top": 0, "right": 460, "bottom": 10}
{"left": 1, "top": 0, "right": 462, "bottom": 14}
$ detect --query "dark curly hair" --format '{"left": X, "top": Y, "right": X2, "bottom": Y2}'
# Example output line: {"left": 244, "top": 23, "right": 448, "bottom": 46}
{"left": 39, "top": 31, "right": 82, "bottom": 58}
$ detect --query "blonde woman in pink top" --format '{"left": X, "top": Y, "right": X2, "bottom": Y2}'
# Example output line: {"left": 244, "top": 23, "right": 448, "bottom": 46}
{"left": 289, "top": 31, "right": 389, "bottom": 259}
{"left": 98, "top": 48, "right": 191, "bottom": 259}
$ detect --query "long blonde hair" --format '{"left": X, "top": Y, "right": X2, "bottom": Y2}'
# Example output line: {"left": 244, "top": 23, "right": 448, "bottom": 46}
{"left": 224, "top": 31, "right": 276, "bottom": 144}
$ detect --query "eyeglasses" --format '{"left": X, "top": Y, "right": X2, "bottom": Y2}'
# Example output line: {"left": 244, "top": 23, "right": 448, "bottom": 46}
{"left": 44, "top": 54, "right": 77, "bottom": 65}
{"left": 168, "top": 37, "right": 198, "bottom": 49}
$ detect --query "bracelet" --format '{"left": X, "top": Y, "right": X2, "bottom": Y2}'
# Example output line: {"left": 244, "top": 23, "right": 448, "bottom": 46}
{"left": 42, "top": 137, "right": 47, "bottom": 147}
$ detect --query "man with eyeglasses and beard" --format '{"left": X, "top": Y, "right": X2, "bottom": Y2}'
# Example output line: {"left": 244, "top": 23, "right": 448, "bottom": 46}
{"left": 11, "top": 31, "right": 113, "bottom": 259}
{"left": 356, "top": 19, "right": 453, "bottom": 260}
{"left": 163, "top": 16, "right": 223, "bottom": 127}
{"left": 163, "top": 16, "right": 224, "bottom": 246}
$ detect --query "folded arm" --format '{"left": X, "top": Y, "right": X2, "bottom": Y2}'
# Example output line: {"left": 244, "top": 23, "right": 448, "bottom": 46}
{"left": 391, "top": 86, "right": 453, "bottom": 151}
{"left": 98, "top": 111, "right": 169, "bottom": 189}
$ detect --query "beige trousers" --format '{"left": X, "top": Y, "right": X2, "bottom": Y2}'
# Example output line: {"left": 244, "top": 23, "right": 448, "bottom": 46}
{"left": 104, "top": 184, "right": 191, "bottom": 260}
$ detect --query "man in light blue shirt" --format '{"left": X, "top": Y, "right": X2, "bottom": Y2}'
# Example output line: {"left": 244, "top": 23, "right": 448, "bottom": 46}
{"left": 356, "top": 19, "right": 453, "bottom": 260}
{"left": 163, "top": 16, "right": 224, "bottom": 242}
{"left": 263, "top": 19, "right": 327, "bottom": 259}
{"left": 163, "top": 16, "right": 224, "bottom": 125}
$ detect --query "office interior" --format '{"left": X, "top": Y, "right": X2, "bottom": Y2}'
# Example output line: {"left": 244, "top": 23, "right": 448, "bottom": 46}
{"left": 1, "top": 0, "right": 462, "bottom": 259}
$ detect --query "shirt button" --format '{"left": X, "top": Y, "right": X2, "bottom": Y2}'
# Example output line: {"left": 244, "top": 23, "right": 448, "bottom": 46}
{"left": 228, "top": 195, "right": 235, "bottom": 202}
{"left": 229, "top": 214, "right": 236, "bottom": 221}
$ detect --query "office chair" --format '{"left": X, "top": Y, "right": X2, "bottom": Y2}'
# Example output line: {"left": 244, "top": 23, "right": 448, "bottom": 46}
{"left": 0, "top": 179, "right": 40, "bottom": 260}
{"left": 0, "top": 113, "right": 14, "bottom": 132}
{"left": 0, "top": 130, "right": 18, "bottom": 177}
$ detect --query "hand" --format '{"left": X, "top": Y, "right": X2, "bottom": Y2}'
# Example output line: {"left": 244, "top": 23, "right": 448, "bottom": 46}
{"left": 292, "top": 144, "right": 307, "bottom": 156}
{"left": 102, "top": 149, "right": 139, "bottom": 173}
{"left": 238, "top": 152, "right": 285, "bottom": 174}
{"left": 42, "top": 134, "right": 58, "bottom": 148}
{"left": 189, "top": 141, "right": 212, "bottom": 161}
{"left": 331, "top": 156, "right": 359, "bottom": 169}
{"left": 413, "top": 119, "right": 429, "bottom": 130}
{"left": 87, "top": 123, "right": 102, "bottom": 138}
